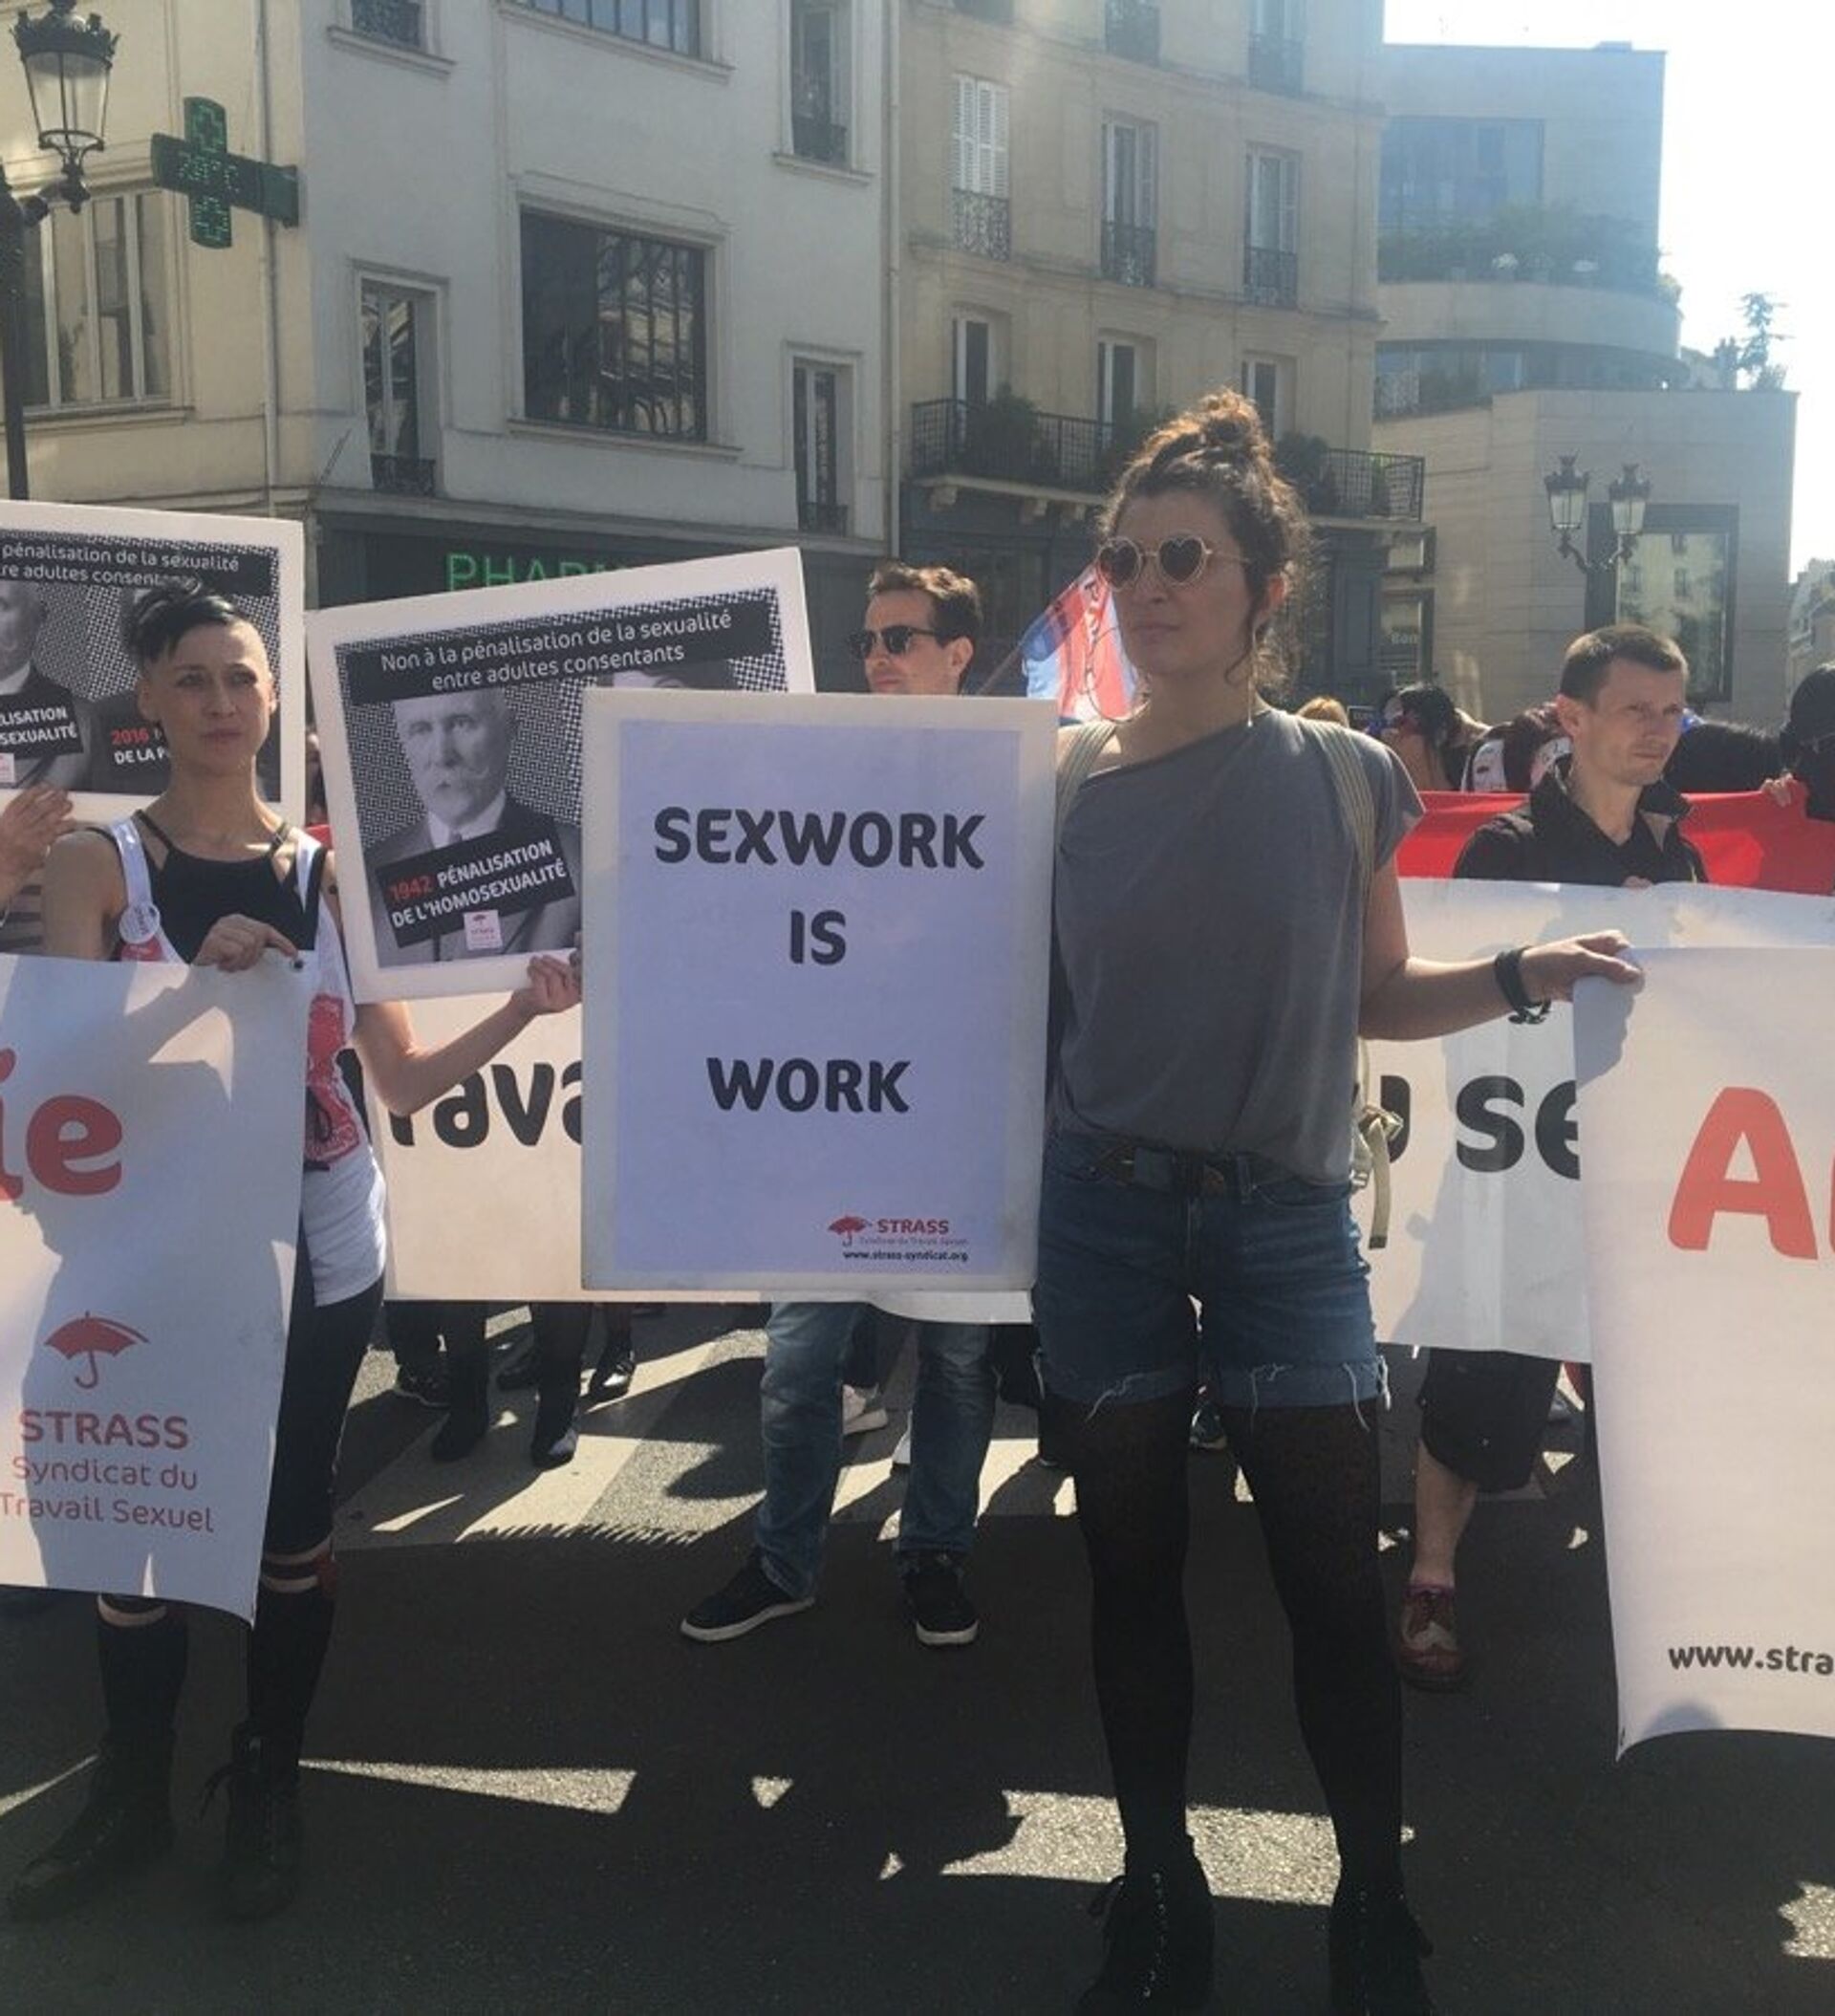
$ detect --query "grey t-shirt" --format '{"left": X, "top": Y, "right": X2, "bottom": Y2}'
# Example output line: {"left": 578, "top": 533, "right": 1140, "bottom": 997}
{"left": 1052, "top": 708, "right": 1421, "bottom": 1182}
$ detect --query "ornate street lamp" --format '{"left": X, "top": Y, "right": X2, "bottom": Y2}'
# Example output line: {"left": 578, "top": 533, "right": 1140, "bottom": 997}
{"left": 15, "top": 0, "right": 118, "bottom": 206}
{"left": 1, "top": 1, "right": 119, "bottom": 497}
{"left": 1544, "top": 454, "right": 1652, "bottom": 575}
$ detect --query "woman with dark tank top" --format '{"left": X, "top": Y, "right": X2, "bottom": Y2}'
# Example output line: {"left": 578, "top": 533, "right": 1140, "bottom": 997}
{"left": 11, "top": 583, "right": 579, "bottom": 1928}
{"left": 1037, "top": 392, "right": 1641, "bottom": 2014}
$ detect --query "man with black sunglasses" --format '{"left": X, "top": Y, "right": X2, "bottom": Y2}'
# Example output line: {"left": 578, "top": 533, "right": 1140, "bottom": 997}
{"left": 683, "top": 561, "right": 1002, "bottom": 1650}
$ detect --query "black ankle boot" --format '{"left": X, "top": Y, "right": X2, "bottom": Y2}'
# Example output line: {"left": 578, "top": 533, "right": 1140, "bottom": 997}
{"left": 206, "top": 1723, "right": 303, "bottom": 1922}
{"left": 1328, "top": 1879, "right": 1435, "bottom": 2014}
{"left": 1077, "top": 1836, "right": 1214, "bottom": 2011}
{"left": 7, "top": 1733, "right": 175, "bottom": 1921}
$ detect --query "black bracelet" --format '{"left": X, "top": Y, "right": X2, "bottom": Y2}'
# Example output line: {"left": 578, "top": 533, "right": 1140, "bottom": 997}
{"left": 1493, "top": 946, "right": 1550, "bottom": 1024}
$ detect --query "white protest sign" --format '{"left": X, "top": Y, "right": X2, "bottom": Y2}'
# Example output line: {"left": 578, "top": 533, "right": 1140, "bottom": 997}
{"left": 0, "top": 500, "right": 305, "bottom": 825}
{"left": 582, "top": 691, "right": 1055, "bottom": 1293}
{"left": 1575, "top": 949, "right": 1835, "bottom": 1750}
{"left": 307, "top": 549, "right": 814, "bottom": 1005}
{"left": 0, "top": 955, "right": 309, "bottom": 1621}
{"left": 1363, "top": 879, "right": 1835, "bottom": 1360}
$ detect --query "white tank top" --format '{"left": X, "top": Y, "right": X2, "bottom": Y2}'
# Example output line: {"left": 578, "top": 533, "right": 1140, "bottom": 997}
{"left": 109, "top": 818, "right": 388, "bottom": 1307}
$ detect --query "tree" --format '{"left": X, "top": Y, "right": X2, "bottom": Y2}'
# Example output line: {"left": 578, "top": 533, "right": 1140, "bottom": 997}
{"left": 1718, "top": 292, "right": 1788, "bottom": 390}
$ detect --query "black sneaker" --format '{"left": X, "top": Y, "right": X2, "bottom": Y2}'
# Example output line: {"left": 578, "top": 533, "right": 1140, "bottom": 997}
{"left": 680, "top": 1553, "right": 814, "bottom": 1643}
{"left": 495, "top": 1337, "right": 543, "bottom": 1393}
{"left": 529, "top": 1391, "right": 579, "bottom": 1470}
{"left": 7, "top": 1735, "right": 175, "bottom": 1922}
{"left": 1328, "top": 1879, "right": 1435, "bottom": 2015}
{"left": 900, "top": 1551, "right": 980, "bottom": 1647}
{"left": 1077, "top": 1838, "right": 1214, "bottom": 2011}
{"left": 206, "top": 1724, "right": 303, "bottom": 1923}
{"left": 588, "top": 1344, "right": 637, "bottom": 1402}
{"left": 429, "top": 1402, "right": 489, "bottom": 1463}
{"left": 393, "top": 1363, "right": 450, "bottom": 1409}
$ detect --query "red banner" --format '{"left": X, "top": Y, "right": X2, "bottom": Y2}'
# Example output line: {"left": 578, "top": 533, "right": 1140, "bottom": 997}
{"left": 1397, "top": 781, "right": 1835, "bottom": 894}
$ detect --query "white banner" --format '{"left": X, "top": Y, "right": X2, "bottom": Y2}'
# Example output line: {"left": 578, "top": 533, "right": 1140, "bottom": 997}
{"left": 1365, "top": 880, "right": 1835, "bottom": 1360}
{"left": 0, "top": 500, "right": 305, "bottom": 824}
{"left": 582, "top": 691, "right": 1056, "bottom": 1294}
{"left": 1575, "top": 950, "right": 1835, "bottom": 1749}
{"left": 308, "top": 549, "right": 815, "bottom": 1005}
{"left": 0, "top": 956, "right": 309, "bottom": 1620}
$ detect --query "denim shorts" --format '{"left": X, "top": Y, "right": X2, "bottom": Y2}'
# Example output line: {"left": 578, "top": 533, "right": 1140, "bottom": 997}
{"left": 1032, "top": 1131, "right": 1381, "bottom": 1413}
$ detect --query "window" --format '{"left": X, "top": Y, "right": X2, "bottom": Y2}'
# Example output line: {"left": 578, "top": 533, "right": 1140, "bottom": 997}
{"left": 1101, "top": 119, "right": 1156, "bottom": 287}
{"left": 1379, "top": 117, "right": 1544, "bottom": 234}
{"left": 521, "top": 212, "right": 707, "bottom": 439}
{"left": 1240, "top": 355, "right": 1291, "bottom": 440}
{"left": 953, "top": 315, "right": 997, "bottom": 407}
{"left": 1104, "top": 1, "right": 1158, "bottom": 63}
{"left": 512, "top": 0, "right": 699, "bottom": 57}
{"left": 350, "top": 0, "right": 425, "bottom": 48}
{"left": 1607, "top": 514, "right": 1737, "bottom": 704}
{"left": 792, "top": 358, "right": 848, "bottom": 533}
{"left": 362, "top": 283, "right": 435, "bottom": 493}
{"left": 1249, "top": 0, "right": 1305, "bottom": 94}
{"left": 952, "top": 76, "right": 1010, "bottom": 260}
{"left": 790, "top": 2, "right": 850, "bottom": 166}
{"left": 1097, "top": 339, "right": 1138, "bottom": 429}
{"left": 1244, "top": 149, "right": 1299, "bottom": 306}
{"left": 21, "top": 190, "right": 170, "bottom": 409}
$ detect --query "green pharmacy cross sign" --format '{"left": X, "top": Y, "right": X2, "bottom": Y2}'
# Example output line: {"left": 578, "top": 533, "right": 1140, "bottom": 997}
{"left": 150, "top": 98, "right": 299, "bottom": 249}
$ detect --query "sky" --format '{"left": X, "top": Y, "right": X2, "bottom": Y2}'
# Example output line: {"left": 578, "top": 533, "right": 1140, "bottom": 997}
{"left": 1383, "top": 1, "right": 1832, "bottom": 575}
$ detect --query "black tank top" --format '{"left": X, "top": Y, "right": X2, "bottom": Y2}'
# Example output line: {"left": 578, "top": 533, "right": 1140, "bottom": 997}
{"left": 136, "top": 812, "right": 308, "bottom": 964}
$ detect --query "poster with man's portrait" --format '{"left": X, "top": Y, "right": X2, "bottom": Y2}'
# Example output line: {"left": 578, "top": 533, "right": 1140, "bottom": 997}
{"left": 0, "top": 501, "right": 304, "bottom": 823}
{"left": 306, "top": 549, "right": 815, "bottom": 1002}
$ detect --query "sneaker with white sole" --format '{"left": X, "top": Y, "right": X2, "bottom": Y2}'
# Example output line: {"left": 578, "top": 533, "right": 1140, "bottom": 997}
{"left": 900, "top": 1551, "right": 979, "bottom": 1647}
{"left": 841, "top": 1386, "right": 889, "bottom": 1438}
{"left": 680, "top": 1553, "right": 814, "bottom": 1643}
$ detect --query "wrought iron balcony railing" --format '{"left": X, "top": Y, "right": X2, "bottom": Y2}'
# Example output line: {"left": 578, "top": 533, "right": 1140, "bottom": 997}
{"left": 1248, "top": 33, "right": 1304, "bottom": 95}
{"left": 1100, "top": 220, "right": 1156, "bottom": 288}
{"left": 951, "top": 189, "right": 1011, "bottom": 262}
{"left": 1284, "top": 447, "right": 1426, "bottom": 523}
{"left": 1243, "top": 243, "right": 1299, "bottom": 307}
{"left": 353, "top": 0, "right": 424, "bottom": 47}
{"left": 372, "top": 453, "right": 438, "bottom": 496}
{"left": 792, "top": 114, "right": 849, "bottom": 166}
{"left": 1105, "top": 0, "right": 1160, "bottom": 63}
{"left": 798, "top": 499, "right": 850, "bottom": 534}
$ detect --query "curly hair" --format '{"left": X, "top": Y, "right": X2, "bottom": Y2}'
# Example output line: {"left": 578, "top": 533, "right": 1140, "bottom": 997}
{"left": 1098, "top": 388, "right": 1308, "bottom": 684}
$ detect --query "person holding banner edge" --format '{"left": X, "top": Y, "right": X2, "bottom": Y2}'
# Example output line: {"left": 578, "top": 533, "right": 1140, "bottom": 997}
{"left": 681, "top": 562, "right": 999, "bottom": 1652}
{"left": 11, "top": 582, "right": 580, "bottom": 1928}
{"left": 1037, "top": 391, "right": 1642, "bottom": 2013}
{"left": 1398, "top": 624, "right": 1705, "bottom": 1695}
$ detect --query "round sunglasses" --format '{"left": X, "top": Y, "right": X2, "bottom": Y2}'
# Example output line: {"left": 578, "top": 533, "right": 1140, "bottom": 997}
{"left": 1093, "top": 534, "right": 1250, "bottom": 589}
{"left": 845, "top": 624, "right": 941, "bottom": 661}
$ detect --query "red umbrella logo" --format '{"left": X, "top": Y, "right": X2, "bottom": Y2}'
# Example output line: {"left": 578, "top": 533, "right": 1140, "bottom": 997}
{"left": 43, "top": 1313, "right": 147, "bottom": 1390}
{"left": 828, "top": 1215, "right": 870, "bottom": 1244}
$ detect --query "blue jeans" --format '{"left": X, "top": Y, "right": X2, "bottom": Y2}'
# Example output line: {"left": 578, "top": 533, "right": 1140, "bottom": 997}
{"left": 755, "top": 1302, "right": 996, "bottom": 1599}
{"left": 1033, "top": 1132, "right": 1382, "bottom": 1413}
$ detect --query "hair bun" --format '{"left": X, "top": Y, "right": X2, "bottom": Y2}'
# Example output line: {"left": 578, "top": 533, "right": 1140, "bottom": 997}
{"left": 1193, "top": 390, "right": 1271, "bottom": 466}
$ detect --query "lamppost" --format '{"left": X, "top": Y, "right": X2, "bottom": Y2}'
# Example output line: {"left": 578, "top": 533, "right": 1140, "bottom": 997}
{"left": 0, "top": 1, "right": 119, "bottom": 500}
{"left": 1543, "top": 454, "right": 1652, "bottom": 575}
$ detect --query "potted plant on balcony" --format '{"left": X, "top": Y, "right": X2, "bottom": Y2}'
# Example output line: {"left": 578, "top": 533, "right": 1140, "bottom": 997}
{"left": 1274, "top": 432, "right": 1338, "bottom": 516}
{"left": 962, "top": 388, "right": 1055, "bottom": 484}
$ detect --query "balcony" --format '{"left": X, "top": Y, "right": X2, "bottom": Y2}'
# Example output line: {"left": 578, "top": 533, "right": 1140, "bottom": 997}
{"left": 1272, "top": 438, "right": 1425, "bottom": 523}
{"left": 952, "top": 189, "right": 1011, "bottom": 262}
{"left": 798, "top": 499, "right": 850, "bottom": 534}
{"left": 1105, "top": 0, "right": 1159, "bottom": 63}
{"left": 1243, "top": 244, "right": 1298, "bottom": 308}
{"left": 372, "top": 453, "right": 437, "bottom": 496}
{"left": 792, "top": 114, "right": 849, "bottom": 167}
{"left": 1248, "top": 33, "right": 1304, "bottom": 95}
{"left": 1377, "top": 206, "right": 1675, "bottom": 303}
{"left": 352, "top": 0, "right": 424, "bottom": 47}
{"left": 911, "top": 396, "right": 1176, "bottom": 497}
{"left": 1101, "top": 220, "right": 1156, "bottom": 288}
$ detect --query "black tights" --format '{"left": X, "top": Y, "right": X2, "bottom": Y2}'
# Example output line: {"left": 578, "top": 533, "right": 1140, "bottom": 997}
{"left": 95, "top": 1258, "right": 380, "bottom": 1767}
{"left": 1055, "top": 1387, "right": 1403, "bottom": 1891}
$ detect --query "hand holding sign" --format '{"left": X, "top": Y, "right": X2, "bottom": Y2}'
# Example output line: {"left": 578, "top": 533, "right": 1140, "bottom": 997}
{"left": 1519, "top": 929, "right": 1643, "bottom": 1004}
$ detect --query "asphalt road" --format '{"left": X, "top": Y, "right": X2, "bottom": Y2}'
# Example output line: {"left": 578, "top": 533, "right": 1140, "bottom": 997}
{"left": 1, "top": 1311, "right": 1830, "bottom": 2013}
